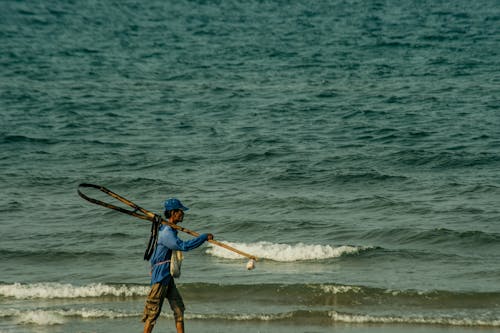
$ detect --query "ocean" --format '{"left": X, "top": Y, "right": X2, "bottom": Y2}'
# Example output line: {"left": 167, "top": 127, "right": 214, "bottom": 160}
{"left": 1, "top": 0, "right": 499, "bottom": 332}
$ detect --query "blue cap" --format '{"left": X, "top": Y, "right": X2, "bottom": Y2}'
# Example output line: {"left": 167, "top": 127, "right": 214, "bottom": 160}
{"left": 164, "top": 198, "right": 189, "bottom": 211}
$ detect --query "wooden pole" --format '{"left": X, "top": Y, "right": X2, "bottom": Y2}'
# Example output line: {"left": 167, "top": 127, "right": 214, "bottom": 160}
{"left": 78, "top": 183, "right": 258, "bottom": 261}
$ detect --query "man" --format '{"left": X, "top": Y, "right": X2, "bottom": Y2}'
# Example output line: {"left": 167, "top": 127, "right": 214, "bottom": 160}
{"left": 142, "top": 198, "right": 213, "bottom": 333}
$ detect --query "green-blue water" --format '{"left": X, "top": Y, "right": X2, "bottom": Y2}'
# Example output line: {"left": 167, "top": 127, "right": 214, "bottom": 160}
{"left": 1, "top": 0, "right": 499, "bottom": 332}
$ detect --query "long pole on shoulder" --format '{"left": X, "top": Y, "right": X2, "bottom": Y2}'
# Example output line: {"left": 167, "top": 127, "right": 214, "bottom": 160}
{"left": 77, "top": 183, "right": 257, "bottom": 269}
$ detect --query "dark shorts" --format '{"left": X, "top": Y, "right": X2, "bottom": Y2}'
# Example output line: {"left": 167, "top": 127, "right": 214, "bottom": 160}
{"left": 142, "top": 279, "right": 185, "bottom": 325}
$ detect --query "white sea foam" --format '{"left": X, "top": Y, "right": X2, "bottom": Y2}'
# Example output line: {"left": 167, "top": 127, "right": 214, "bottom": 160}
{"left": 0, "top": 282, "right": 148, "bottom": 299}
{"left": 3, "top": 307, "right": 499, "bottom": 327}
{"left": 329, "top": 311, "right": 500, "bottom": 327}
{"left": 206, "top": 241, "right": 364, "bottom": 261}
{"left": 187, "top": 312, "right": 294, "bottom": 321}
{"left": 64, "top": 308, "right": 136, "bottom": 319}
{"left": 1, "top": 308, "right": 136, "bottom": 326}
{"left": 1, "top": 307, "right": 291, "bottom": 325}
{"left": 317, "top": 284, "right": 362, "bottom": 294}
{"left": 14, "top": 310, "right": 65, "bottom": 326}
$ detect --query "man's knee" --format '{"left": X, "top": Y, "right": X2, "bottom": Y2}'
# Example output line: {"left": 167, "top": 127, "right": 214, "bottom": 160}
{"left": 142, "top": 298, "right": 162, "bottom": 326}
{"left": 143, "top": 283, "right": 167, "bottom": 326}
{"left": 168, "top": 289, "right": 185, "bottom": 323}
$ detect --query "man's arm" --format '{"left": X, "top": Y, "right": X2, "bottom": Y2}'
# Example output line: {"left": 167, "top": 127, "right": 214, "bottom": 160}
{"left": 162, "top": 228, "right": 209, "bottom": 251}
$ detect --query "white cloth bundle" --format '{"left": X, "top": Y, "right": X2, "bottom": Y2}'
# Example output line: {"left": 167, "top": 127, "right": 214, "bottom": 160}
{"left": 170, "top": 250, "right": 183, "bottom": 278}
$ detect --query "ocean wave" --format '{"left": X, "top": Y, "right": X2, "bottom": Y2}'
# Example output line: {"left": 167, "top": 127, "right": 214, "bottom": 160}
{"left": 389, "top": 149, "right": 500, "bottom": 169}
{"left": 0, "top": 248, "right": 115, "bottom": 260}
{"left": 309, "top": 284, "right": 500, "bottom": 309}
{"left": 329, "top": 311, "right": 500, "bottom": 327}
{"left": 205, "top": 241, "right": 368, "bottom": 261}
{"left": 1, "top": 309, "right": 66, "bottom": 326}
{"left": 0, "top": 308, "right": 295, "bottom": 325}
{"left": 0, "top": 283, "right": 148, "bottom": 299}
{"left": 0, "top": 308, "right": 136, "bottom": 326}
{"left": 2, "top": 308, "right": 499, "bottom": 328}
{"left": 0, "top": 135, "right": 57, "bottom": 146}
{"left": 316, "top": 284, "right": 362, "bottom": 294}
{"left": 360, "top": 227, "right": 500, "bottom": 249}
{"left": 328, "top": 171, "right": 409, "bottom": 184}
{"left": 188, "top": 312, "right": 295, "bottom": 321}
{"left": 2, "top": 282, "right": 500, "bottom": 309}
{"left": 0, "top": 282, "right": 365, "bottom": 301}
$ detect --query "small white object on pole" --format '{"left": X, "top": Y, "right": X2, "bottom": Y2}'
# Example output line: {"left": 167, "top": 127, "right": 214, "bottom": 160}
{"left": 246, "top": 259, "right": 256, "bottom": 270}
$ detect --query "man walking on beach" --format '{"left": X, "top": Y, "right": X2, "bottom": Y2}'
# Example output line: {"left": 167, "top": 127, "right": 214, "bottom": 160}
{"left": 142, "top": 198, "right": 213, "bottom": 333}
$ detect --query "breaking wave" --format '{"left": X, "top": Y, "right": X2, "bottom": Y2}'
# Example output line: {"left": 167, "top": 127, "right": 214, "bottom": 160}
{"left": 206, "top": 241, "right": 369, "bottom": 261}
{"left": 0, "top": 282, "right": 148, "bottom": 299}
{"left": 2, "top": 282, "right": 500, "bottom": 306}
{"left": 0, "top": 308, "right": 135, "bottom": 326}
{"left": 329, "top": 311, "right": 500, "bottom": 327}
{"left": 1, "top": 308, "right": 499, "bottom": 327}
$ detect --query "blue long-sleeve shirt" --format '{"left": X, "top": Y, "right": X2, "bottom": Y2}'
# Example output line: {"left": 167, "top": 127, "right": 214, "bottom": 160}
{"left": 150, "top": 224, "right": 208, "bottom": 285}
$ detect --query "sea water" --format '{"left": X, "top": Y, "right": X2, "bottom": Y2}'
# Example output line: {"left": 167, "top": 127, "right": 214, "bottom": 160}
{"left": 1, "top": 0, "right": 499, "bottom": 332}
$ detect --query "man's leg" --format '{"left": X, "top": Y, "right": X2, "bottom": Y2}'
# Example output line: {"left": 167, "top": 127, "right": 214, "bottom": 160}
{"left": 143, "top": 321, "right": 154, "bottom": 333}
{"left": 142, "top": 283, "right": 168, "bottom": 333}
{"left": 167, "top": 279, "right": 186, "bottom": 333}
{"left": 175, "top": 320, "right": 184, "bottom": 333}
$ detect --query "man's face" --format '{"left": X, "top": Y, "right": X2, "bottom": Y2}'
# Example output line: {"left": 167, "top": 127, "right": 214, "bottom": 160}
{"left": 171, "top": 209, "right": 184, "bottom": 224}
